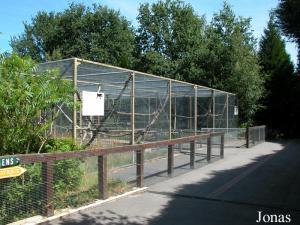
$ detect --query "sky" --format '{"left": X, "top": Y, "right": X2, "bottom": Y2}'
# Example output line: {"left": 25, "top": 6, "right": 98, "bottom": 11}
{"left": 0, "top": 0, "right": 298, "bottom": 65}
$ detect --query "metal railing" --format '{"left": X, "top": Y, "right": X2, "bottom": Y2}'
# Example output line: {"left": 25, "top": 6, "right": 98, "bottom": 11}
{"left": 0, "top": 132, "right": 224, "bottom": 224}
{"left": 246, "top": 125, "right": 266, "bottom": 148}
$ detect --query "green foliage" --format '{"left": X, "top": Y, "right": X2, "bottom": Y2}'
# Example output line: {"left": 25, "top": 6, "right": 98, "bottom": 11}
{"left": 44, "top": 138, "right": 79, "bottom": 152}
{"left": 135, "top": 0, "right": 209, "bottom": 83}
{"left": 135, "top": 1, "right": 264, "bottom": 124}
{"left": 258, "top": 13, "right": 295, "bottom": 137}
{"left": 0, "top": 54, "right": 73, "bottom": 155}
{"left": 44, "top": 139, "right": 83, "bottom": 193}
{"left": 205, "top": 2, "right": 263, "bottom": 124}
{"left": 276, "top": 0, "right": 300, "bottom": 70}
{"left": 11, "top": 3, "right": 135, "bottom": 68}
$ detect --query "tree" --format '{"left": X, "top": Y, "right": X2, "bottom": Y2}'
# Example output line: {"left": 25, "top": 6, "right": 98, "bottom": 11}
{"left": 276, "top": 0, "right": 300, "bottom": 70}
{"left": 135, "top": 0, "right": 210, "bottom": 84}
{"left": 135, "top": 1, "right": 263, "bottom": 124}
{"left": 207, "top": 2, "right": 263, "bottom": 124}
{"left": 0, "top": 54, "right": 73, "bottom": 155}
{"left": 258, "top": 13, "right": 294, "bottom": 136}
{"left": 11, "top": 3, "right": 135, "bottom": 68}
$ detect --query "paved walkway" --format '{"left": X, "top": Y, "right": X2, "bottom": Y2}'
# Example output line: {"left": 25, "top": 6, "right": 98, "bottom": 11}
{"left": 43, "top": 140, "right": 300, "bottom": 225}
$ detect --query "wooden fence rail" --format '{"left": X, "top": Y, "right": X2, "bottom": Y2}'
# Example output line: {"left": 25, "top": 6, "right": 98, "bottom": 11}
{"left": 5, "top": 132, "right": 224, "bottom": 217}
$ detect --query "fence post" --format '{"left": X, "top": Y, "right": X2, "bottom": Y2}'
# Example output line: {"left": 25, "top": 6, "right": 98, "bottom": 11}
{"left": 246, "top": 127, "right": 250, "bottom": 148}
{"left": 131, "top": 72, "right": 135, "bottom": 145}
{"left": 42, "top": 160, "right": 54, "bottom": 217}
{"left": 212, "top": 90, "right": 215, "bottom": 129}
{"left": 194, "top": 87, "right": 197, "bottom": 135}
{"left": 98, "top": 155, "right": 108, "bottom": 200}
{"left": 169, "top": 80, "right": 172, "bottom": 140}
{"left": 168, "top": 145, "right": 174, "bottom": 176}
{"left": 207, "top": 136, "right": 211, "bottom": 162}
{"left": 220, "top": 134, "right": 224, "bottom": 159}
{"left": 190, "top": 140, "right": 195, "bottom": 169}
{"left": 72, "top": 58, "right": 78, "bottom": 143}
{"left": 136, "top": 150, "right": 144, "bottom": 188}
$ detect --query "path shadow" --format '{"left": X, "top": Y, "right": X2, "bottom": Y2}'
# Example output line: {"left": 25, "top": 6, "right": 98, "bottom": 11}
{"left": 146, "top": 140, "right": 300, "bottom": 225}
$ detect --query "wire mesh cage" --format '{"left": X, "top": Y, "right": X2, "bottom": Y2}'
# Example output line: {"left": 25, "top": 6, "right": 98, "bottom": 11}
{"left": 37, "top": 58, "right": 238, "bottom": 148}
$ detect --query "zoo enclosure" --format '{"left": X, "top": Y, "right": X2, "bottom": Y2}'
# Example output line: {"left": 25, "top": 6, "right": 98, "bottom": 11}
{"left": 38, "top": 58, "right": 238, "bottom": 148}
{"left": 0, "top": 132, "right": 224, "bottom": 225}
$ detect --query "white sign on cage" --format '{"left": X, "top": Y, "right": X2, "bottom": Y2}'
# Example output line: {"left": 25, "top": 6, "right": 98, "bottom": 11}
{"left": 234, "top": 106, "right": 239, "bottom": 115}
{"left": 82, "top": 91, "right": 105, "bottom": 116}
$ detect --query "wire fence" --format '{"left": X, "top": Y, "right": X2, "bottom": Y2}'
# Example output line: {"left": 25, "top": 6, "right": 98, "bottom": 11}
{"left": 201, "top": 128, "right": 246, "bottom": 147}
{"left": 0, "top": 132, "right": 224, "bottom": 225}
{"left": 246, "top": 125, "right": 266, "bottom": 148}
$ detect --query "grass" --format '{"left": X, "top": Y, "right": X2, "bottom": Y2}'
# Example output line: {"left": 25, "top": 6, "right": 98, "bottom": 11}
{"left": 53, "top": 178, "right": 131, "bottom": 209}
{"left": 51, "top": 155, "right": 133, "bottom": 210}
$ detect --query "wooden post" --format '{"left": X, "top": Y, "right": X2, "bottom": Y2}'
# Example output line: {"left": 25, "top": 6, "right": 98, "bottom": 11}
{"left": 220, "top": 134, "right": 224, "bottom": 159}
{"left": 131, "top": 72, "right": 135, "bottom": 145}
{"left": 42, "top": 160, "right": 54, "bottom": 217}
{"left": 136, "top": 150, "right": 144, "bottom": 188}
{"left": 190, "top": 140, "right": 195, "bottom": 169}
{"left": 212, "top": 90, "right": 215, "bottom": 129}
{"left": 194, "top": 87, "right": 197, "bottom": 135}
{"left": 189, "top": 96, "right": 192, "bottom": 129}
{"left": 79, "top": 92, "right": 83, "bottom": 141}
{"left": 167, "top": 145, "right": 174, "bottom": 176}
{"left": 207, "top": 136, "right": 211, "bottom": 162}
{"left": 226, "top": 94, "right": 229, "bottom": 130}
{"left": 98, "top": 155, "right": 108, "bottom": 199}
{"left": 169, "top": 80, "right": 172, "bottom": 140}
{"left": 72, "top": 58, "right": 78, "bottom": 143}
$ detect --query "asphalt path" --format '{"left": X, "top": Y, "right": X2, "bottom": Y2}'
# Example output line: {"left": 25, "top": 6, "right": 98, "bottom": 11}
{"left": 42, "top": 140, "right": 300, "bottom": 225}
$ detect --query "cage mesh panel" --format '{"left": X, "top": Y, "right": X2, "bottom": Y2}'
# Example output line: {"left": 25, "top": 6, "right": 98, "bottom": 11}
{"left": 37, "top": 59, "right": 74, "bottom": 77}
{"left": 76, "top": 62, "right": 132, "bottom": 148}
{"left": 211, "top": 136, "right": 221, "bottom": 160}
{"left": 0, "top": 163, "right": 43, "bottom": 225}
{"left": 134, "top": 73, "right": 170, "bottom": 143}
{"left": 37, "top": 59, "right": 238, "bottom": 146}
{"left": 52, "top": 156, "right": 100, "bottom": 210}
{"left": 173, "top": 143, "right": 191, "bottom": 173}
{"left": 108, "top": 152, "right": 134, "bottom": 169}
{"left": 215, "top": 91, "right": 227, "bottom": 128}
{"left": 201, "top": 128, "right": 246, "bottom": 147}
{"left": 194, "top": 138, "right": 208, "bottom": 164}
{"left": 197, "top": 88, "right": 213, "bottom": 130}
{"left": 171, "top": 81, "right": 195, "bottom": 138}
{"left": 248, "top": 126, "right": 266, "bottom": 147}
{"left": 228, "top": 95, "right": 237, "bottom": 128}
{"left": 37, "top": 60, "right": 75, "bottom": 139}
{"left": 143, "top": 147, "right": 168, "bottom": 185}
{"left": 107, "top": 152, "right": 135, "bottom": 196}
